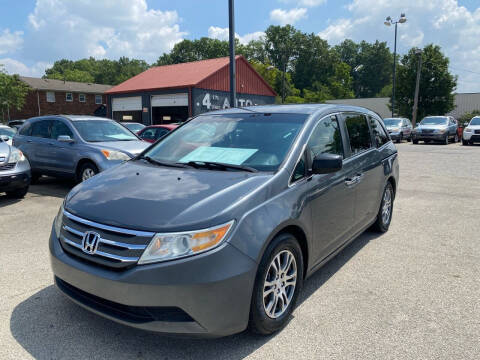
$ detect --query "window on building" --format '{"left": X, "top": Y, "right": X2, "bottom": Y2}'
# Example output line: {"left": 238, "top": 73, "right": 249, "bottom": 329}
{"left": 66, "top": 93, "right": 73, "bottom": 102}
{"left": 79, "top": 94, "right": 86, "bottom": 103}
{"left": 95, "top": 95, "right": 102, "bottom": 104}
{"left": 46, "top": 91, "right": 55, "bottom": 103}
{"left": 344, "top": 113, "right": 373, "bottom": 156}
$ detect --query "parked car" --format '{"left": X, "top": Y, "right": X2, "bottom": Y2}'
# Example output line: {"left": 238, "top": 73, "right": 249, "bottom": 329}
{"left": 412, "top": 116, "right": 458, "bottom": 144}
{"left": 7, "top": 119, "right": 25, "bottom": 131}
{"left": 122, "top": 122, "right": 146, "bottom": 134}
{"left": 0, "top": 140, "right": 31, "bottom": 198}
{"left": 137, "top": 124, "right": 178, "bottom": 143}
{"left": 50, "top": 104, "right": 399, "bottom": 337}
{"left": 383, "top": 117, "right": 413, "bottom": 143}
{"left": 13, "top": 115, "right": 149, "bottom": 183}
{"left": 462, "top": 116, "right": 480, "bottom": 145}
{"left": 0, "top": 125, "right": 16, "bottom": 145}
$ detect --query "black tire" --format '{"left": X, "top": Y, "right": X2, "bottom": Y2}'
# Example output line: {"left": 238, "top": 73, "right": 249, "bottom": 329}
{"left": 371, "top": 182, "right": 394, "bottom": 233}
{"left": 408, "top": 135, "right": 412, "bottom": 142}
{"left": 412, "top": 139, "right": 418, "bottom": 144}
{"left": 249, "top": 233, "right": 304, "bottom": 335}
{"left": 443, "top": 134, "right": 449, "bottom": 145}
{"left": 462, "top": 138, "right": 468, "bottom": 146}
{"left": 30, "top": 172, "right": 41, "bottom": 184}
{"left": 77, "top": 162, "right": 99, "bottom": 183}
{"left": 6, "top": 186, "right": 29, "bottom": 199}
{"left": 396, "top": 133, "right": 403, "bottom": 143}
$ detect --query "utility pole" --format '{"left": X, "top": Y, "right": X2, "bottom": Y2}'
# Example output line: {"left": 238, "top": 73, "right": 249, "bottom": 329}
{"left": 228, "top": 0, "right": 236, "bottom": 108}
{"left": 412, "top": 49, "right": 423, "bottom": 128}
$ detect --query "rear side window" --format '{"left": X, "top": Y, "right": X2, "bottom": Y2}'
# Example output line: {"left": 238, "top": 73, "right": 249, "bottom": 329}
{"left": 369, "top": 116, "right": 390, "bottom": 148}
{"left": 344, "top": 113, "right": 372, "bottom": 155}
{"left": 140, "top": 128, "right": 156, "bottom": 141}
{"left": 51, "top": 120, "right": 73, "bottom": 140}
{"left": 308, "top": 115, "right": 344, "bottom": 159}
{"left": 31, "top": 120, "right": 51, "bottom": 138}
{"left": 19, "top": 122, "right": 32, "bottom": 136}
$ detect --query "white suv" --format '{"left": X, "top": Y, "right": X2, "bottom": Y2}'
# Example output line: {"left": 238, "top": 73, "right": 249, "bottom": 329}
{"left": 462, "top": 116, "right": 480, "bottom": 145}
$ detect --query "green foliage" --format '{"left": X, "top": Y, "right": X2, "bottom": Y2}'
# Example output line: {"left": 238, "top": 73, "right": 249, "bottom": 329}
{"left": 458, "top": 110, "right": 480, "bottom": 125}
{"left": 395, "top": 44, "right": 457, "bottom": 119}
{"left": 45, "top": 57, "right": 149, "bottom": 85}
{"left": 0, "top": 65, "right": 30, "bottom": 120}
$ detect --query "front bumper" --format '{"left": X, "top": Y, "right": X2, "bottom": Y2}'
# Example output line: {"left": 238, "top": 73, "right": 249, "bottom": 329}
{"left": 463, "top": 132, "right": 480, "bottom": 142}
{"left": 0, "top": 168, "right": 30, "bottom": 192}
{"left": 49, "top": 227, "right": 257, "bottom": 337}
{"left": 412, "top": 132, "right": 447, "bottom": 141}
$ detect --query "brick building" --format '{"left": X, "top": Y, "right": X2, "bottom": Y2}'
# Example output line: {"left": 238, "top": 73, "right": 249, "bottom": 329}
{"left": 7, "top": 77, "right": 112, "bottom": 121}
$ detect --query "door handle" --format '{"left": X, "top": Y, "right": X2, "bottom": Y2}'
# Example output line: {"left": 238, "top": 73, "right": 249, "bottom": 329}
{"left": 345, "top": 173, "right": 364, "bottom": 187}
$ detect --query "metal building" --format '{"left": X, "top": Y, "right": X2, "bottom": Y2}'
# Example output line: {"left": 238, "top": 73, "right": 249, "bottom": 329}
{"left": 105, "top": 56, "right": 277, "bottom": 125}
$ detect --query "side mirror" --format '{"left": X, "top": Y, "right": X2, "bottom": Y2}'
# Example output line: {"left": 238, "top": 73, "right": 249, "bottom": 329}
{"left": 464, "top": 122, "right": 469, "bottom": 127}
{"left": 311, "top": 153, "right": 343, "bottom": 175}
{"left": 57, "top": 135, "right": 74, "bottom": 143}
{"left": 0, "top": 135, "right": 10, "bottom": 142}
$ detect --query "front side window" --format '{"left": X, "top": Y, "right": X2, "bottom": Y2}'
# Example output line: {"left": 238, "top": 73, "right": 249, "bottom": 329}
{"left": 291, "top": 152, "right": 306, "bottom": 183}
{"left": 50, "top": 120, "right": 73, "bottom": 140}
{"left": 369, "top": 116, "right": 390, "bottom": 148}
{"left": 143, "top": 113, "right": 308, "bottom": 172}
{"left": 79, "top": 94, "right": 86, "bottom": 103}
{"left": 31, "top": 120, "right": 51, "bottom": 138}
{"left": 308, "top": 115, "right": 344, "bottom": 160}
{"left": 66, "top": 93, "right": 73, "bottom": 102}
{"left": 95, "top": 95, "right": 102, "bottom": 104}
{"left": 344, "top": 113, "right": 372, "bottom": 155}
{"left": 46, "top": 91, "right": 55, "bottom": 103}
{"left": 72, "top": 120, "right": 138, "bottom": 142}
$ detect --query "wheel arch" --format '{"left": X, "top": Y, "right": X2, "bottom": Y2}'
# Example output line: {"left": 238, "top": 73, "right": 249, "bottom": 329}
{"left": 75, "top": 158, "right": 98, "bottom": 180}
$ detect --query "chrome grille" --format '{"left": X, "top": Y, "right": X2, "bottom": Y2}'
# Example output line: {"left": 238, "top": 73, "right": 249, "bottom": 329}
{"left": 59, "top": 211, "right": 154, "bottom": 270}
{"left": 0, "top": 163, "right": 16, "bottom": 171}
{"left": 422, "top": 129, "right": 434, "bottom": 134}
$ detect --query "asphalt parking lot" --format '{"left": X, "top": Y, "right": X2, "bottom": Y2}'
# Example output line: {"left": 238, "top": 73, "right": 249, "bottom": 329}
{"left": 1, "top": 142, "right": 479, "bottom": 360}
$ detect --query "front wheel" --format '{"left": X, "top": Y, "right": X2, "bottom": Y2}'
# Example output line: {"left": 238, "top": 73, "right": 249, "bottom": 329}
{"left": 462, "top": 139, "right": 469, "bottom": 146}
{"left": 6, "top": 186, "right": 29, "bottom": 199}
{"left": 371, "top": 182, "right": 394, "bottom": 233}
{"left": 396, "top": 133, "right": 403, "bottom": 143}
{"left": 249, "top": 233, "right": 304, "bottom": 335}
{"left": 454, "top": 134, "right": 459, "bottom": 143}
{"left": 412, "top": 139, "right": 419, "bottom": 144}
{"left": 443, "top": 135, "right": 449, "bottom": 145}
{"left": 78, "top": 162, "right": 99, "bottom": 183}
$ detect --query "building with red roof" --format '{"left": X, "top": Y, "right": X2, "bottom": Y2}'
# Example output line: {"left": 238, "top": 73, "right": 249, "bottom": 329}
{"left": 105, "top": 56, "right": 277, "bottom": 125}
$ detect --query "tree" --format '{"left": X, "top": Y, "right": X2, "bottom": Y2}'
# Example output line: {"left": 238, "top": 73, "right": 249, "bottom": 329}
{"left": 458, "top": 110, "right": 480, "bottom": 125}
{"left": 395, "top": 44, "right": 457, "bottom": 119}
{"left": 0, "top": 65, "right": 30, "bottom": 121}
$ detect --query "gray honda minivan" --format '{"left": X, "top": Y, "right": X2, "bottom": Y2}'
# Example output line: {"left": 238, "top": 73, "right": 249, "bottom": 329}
{"left": 50, "top": 104, "right": 399, "bottom": 337}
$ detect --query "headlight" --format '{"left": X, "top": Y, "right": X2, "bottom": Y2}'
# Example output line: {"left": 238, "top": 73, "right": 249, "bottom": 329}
{"left": 138, "top": 221, "right": 234, "bottom": 264}
{"left": 54, "top": 202, "right": 65, "bottom": 238}
{"left": 465, "top": 128, "right": 473, "bottom": 133}
{"left": 434, "top": 129, "right": 447, "bottom": 134}
{"left": 8, "top": 148, "right": 25, "bottom": 163}
{"left": 101, "top": 149, "right": 131, "bottom": 161}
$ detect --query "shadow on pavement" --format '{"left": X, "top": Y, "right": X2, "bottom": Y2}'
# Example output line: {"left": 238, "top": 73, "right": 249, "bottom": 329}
{"left": 10, "top": 231, "right": 378, "bottom": 360}
{"left": 28, "top": 176, "right": 75, "bottom": 199}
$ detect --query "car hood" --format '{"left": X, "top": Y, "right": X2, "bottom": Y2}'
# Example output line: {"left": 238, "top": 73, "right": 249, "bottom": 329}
{"left": 417, "top": 124, "right": 448, "bottom": 130}
{"left": 0, "top": 142, "right": 10, "bottom": 163}
{"left": 88, "top": 140, "right": 149, "bottom": 157}
{"left": 467, "top": 124, "right": 480, "bottom": 129}
{"left": 385, "top": 124, "right": 402, "bottom": 129}
{"left": 65, "top": 161, "right": 273, "bottom": 232}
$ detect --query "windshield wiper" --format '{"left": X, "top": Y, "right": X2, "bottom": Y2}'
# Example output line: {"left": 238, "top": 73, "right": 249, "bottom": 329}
{"left": 139, "top": 156, "right": 187, "bottom": 168}
{"left": 181, "top": 161, "right": 257, "bottom": 173}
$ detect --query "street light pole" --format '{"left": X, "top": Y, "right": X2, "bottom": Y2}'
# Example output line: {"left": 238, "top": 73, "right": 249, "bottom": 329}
{"left": 385, "top": 14, "right": 406, "bottom": 117}
{"left": 228, "top": 0, "right": 236, "bottom": 108}
{"left": 412, "top": 49, "right": 423, "bottom": 128}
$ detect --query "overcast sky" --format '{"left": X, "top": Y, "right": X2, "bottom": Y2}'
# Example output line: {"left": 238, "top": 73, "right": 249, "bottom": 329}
{"left": 1, "top": 0, "right": 479, "bottom": 93}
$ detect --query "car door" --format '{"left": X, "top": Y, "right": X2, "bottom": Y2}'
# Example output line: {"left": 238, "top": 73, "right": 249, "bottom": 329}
{"left": 402, "top": 119, "right": 412, "bottom": 138}
{"left": 296, "top": 114, "right": 357, "bottom": 262}
{"left": 29, "top": 119, "right": 53, "bottom": 171}
{"left": 342, "top": 112, "right": 383, "bottom": 229}
{"left": 49, "top": 119, "right": 77, "bottom": 175}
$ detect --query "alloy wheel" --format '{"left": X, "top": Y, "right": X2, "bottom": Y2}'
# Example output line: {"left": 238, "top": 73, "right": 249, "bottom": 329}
{"left": 263, "top": 250, "right": 297, "bottom": 319}
{"left": 381, "top": 187, "right": 393, "bottom": 225}
{"left": 82, "top": 168, "right": 96, "bottom": 181}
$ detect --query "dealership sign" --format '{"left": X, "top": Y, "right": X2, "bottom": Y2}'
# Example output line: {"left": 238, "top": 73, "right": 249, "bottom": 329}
{"left": 192, "top": 88, "right": 275, "bottom": 116}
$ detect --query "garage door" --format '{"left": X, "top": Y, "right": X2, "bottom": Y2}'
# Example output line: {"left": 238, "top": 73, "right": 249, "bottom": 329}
{"left": 151, "top": 93, "right": 188, "bottom": 107}
{"left": 112, "top": 96, "right": 142, "bottom": 111}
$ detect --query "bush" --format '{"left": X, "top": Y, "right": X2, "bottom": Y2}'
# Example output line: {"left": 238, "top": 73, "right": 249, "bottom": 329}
{"left": 458, "top": 110, "right": 480, "bottom": 126}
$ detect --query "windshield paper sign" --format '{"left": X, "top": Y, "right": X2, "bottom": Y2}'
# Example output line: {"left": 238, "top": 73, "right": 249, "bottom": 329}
{"left": 180, "top": 146, "right": 258, "bottom": 165}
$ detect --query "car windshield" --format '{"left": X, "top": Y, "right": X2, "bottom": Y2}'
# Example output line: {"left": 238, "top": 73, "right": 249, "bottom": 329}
{"left": 383, "top": 118, "right": 402, "bottom": 126}
{"left": 0, "top": 127, "right": 16, "bottom": 137}
{"left": 420, "top": 117, "right": 448, "bottom": 125}
{"left": 124, "top": 123, "right": 145, "bottom": 132}
{"left": 470, "top": 117, "right": 480, "bottom": 126}
{"left": 73, "top": 120, "right": 138, "bottom": 142}
{"left": 142, "top": 113, "right": 308, "bottom": 172}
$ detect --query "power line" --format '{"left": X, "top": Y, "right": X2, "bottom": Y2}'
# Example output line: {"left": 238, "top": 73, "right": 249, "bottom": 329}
{"left": 450, "top": 66, "right": 480, "bottom": 76}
